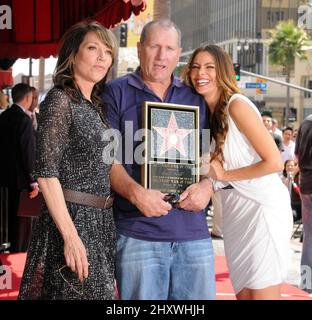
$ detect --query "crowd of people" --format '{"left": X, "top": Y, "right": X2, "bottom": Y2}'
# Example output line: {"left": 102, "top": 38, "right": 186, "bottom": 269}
{"left": 0, "top": 18, "right": 311, "bottom": 300}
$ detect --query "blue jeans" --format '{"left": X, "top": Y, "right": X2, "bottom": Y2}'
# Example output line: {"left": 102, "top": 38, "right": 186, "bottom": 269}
{"left": 300, "top": 193, "right": 312, "bottom": 293}
{"left": 116, "top": 234, "right": 216, "bottom": 300}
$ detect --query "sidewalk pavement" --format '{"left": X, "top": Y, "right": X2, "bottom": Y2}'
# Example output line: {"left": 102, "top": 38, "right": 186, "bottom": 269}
{"left": 207, "top": 214, "right": 304, "bottom": 288}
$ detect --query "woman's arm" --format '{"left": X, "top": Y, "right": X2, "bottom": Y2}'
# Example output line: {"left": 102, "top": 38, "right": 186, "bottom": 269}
{"left": 38, "top": 177, "right": 88, "bottom": 282}
{"left": 209, "top": 98, "right": 283, "bottom": 181}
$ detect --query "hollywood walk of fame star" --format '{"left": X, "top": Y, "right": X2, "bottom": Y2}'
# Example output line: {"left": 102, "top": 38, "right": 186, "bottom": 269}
{"left": 153, "top": 112, "right": 192, "bottom": 157}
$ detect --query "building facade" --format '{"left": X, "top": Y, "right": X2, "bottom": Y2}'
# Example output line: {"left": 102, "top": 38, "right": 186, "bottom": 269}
{"left": 294, "top": 48, "right": 312, "bottom": 124}
{"left": 171, "top": 0, "right": 302, "bottom": 74}
{"left": 171, "top": 0, "right": 309, "bottom": 125}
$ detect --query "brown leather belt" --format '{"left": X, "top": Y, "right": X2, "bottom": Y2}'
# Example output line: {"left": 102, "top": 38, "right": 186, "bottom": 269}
{"left": 63, "top": 188, "right": 114, "bottom": 209}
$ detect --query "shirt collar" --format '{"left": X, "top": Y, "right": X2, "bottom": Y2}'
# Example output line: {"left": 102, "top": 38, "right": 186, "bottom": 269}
{"left": 16, "top": 103, "right": 26, "bottom": 113}
{"left": 127, "top": 67, "right": 184, "bottom": 90}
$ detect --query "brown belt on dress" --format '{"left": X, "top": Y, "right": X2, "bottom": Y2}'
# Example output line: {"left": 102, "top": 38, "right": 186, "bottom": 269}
{"left": 62, "top": 188, "right": 114, "bottom": 209}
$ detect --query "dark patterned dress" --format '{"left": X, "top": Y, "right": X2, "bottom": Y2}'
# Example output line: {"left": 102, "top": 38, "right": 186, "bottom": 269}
{"left": 18, "top": 88, "right": 117, "bottom": 300}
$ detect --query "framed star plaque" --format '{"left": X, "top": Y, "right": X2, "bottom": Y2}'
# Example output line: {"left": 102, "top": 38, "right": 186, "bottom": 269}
{"left": 142, "top": 101, "right": 200, "bottom": 194}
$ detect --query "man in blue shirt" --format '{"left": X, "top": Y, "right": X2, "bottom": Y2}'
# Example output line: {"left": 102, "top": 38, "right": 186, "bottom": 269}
{"left": 103, "top": 19, "right": 215, "bottom": 300}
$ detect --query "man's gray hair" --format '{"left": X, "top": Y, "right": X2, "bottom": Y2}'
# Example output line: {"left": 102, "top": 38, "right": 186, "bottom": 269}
{"left": 139, "top": 19, "right": 181, "bottom": 47}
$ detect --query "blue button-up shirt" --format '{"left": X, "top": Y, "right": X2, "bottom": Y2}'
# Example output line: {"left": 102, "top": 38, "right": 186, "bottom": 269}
{"left": 103, "top": 69, "right": 211, "bottom": 242}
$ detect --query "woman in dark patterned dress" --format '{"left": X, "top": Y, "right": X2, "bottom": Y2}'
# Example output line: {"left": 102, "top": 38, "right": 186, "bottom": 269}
{"left": 18, "top": 21, "right": 118, "bottom": 300}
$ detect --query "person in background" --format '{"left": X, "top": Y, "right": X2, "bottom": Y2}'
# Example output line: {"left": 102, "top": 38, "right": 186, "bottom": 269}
{"left": 19, "top": 86, "right": 40, "bottom": 250}
{"left": 18, "top": 20, "right": 118, "bottom": 300}
{"left": 271, "top": 118, "right": 282, "bottom": 138}
{"left": 0, "top": 83, "right": 39, "bottom": 253}
{"left": 261, "top": 111, "right": 284, "bottom": 154}
{"left": 295, "top": 115, "right": 312, "bottom": 293}
{"left": 27, "top": 87, "right": 39, "bottom": 131}
{"left": 182, "top": 44, "right": 293, "bottom": 300}
{"left": 282, "top": 159, "right": 301, "bottom": 222}
{"left": 0, "top": 89, "right": 9, "bottom": 113}
{"left": 282, "top": 126, "right": 296, "bottom": 163}
{"left": 292, "top": 128, "right": 298, "bottom": 142}
{"left": 103, "top": 19, "right": 215, "bottom": 300}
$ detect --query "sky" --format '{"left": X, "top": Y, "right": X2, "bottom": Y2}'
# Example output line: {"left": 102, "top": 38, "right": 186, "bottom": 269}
{"left": 12, "top": 56, "right": 57, "bottom": 77}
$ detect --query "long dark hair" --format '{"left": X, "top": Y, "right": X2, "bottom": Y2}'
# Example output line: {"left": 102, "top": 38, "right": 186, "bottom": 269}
{"left": 53, "top": 20, "right": 117, "bottom": 112}
{"left": 283, "top": 159, "right": 298, "bottom": 178}
{"left": 182, "top": 45, "right": 240, "bottom": 164}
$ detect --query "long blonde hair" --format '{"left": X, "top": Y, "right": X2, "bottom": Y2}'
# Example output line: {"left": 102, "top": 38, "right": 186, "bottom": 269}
{"left": 182, "top": 45, "right": 241, "bottom": 164}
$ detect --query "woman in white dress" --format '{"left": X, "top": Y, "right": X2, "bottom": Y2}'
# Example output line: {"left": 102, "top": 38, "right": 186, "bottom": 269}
{"left": 182, "top": 45, "right": 293, "bottom": 300}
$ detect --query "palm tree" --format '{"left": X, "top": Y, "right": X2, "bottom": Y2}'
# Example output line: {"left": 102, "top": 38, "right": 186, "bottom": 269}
{"left": 153, "top": 0, "right": 170, "bottom": 20}
{"left": 269, "top": 20, "right": 309, "bottom": 126}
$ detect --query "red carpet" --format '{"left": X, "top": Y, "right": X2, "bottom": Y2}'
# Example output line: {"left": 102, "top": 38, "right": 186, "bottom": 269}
{"left": 214, "top": 255, "right": 312, "bottom": 300}
{"left": 0, "top": 253, "right": 25, "bottom": 300}
{"left": 1, "top": 253, "right": 311, "bottom": 300}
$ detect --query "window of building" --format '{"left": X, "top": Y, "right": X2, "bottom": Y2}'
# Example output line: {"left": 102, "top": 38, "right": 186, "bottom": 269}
{"left": 304, "top": 108, "right": 312, "bottom": 118}
{"left": 304, "top": 78, "right": 312, "bottom": 99}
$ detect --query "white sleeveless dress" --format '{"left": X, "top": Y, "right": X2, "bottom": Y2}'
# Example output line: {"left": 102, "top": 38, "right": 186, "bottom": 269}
{"left": 219, "top": 93, "right": 293, "bottom": 294}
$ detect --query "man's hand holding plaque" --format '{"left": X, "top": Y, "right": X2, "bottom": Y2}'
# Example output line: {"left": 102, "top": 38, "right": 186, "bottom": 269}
{"left": 130, "top": 184, "right": 172, "bottom": 217}
{"left": 177, "top": 178, "right": 213, "bottom": 211}
{"left": 142, "top": 102, "right": 202, "bottom": 210}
